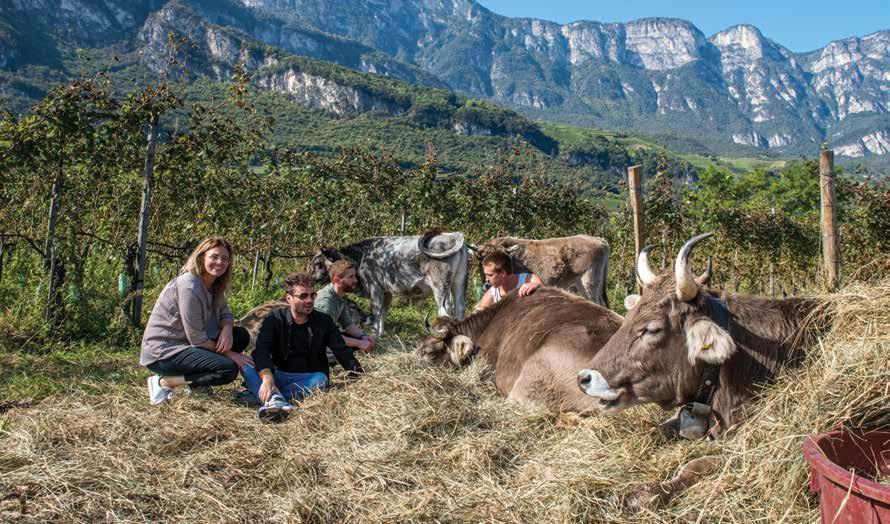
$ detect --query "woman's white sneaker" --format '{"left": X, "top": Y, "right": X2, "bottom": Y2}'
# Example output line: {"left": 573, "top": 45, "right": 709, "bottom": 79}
{"left": 148, "top": 375, "right": 173, "bottom": 405}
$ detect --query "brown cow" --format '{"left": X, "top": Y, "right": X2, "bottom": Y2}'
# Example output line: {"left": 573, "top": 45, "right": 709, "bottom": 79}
{"left": 577, "top": 233, "right": 829, "bottom": 507}
{"left": 472, "top": 235, "right": 609, "bottom": 307}
{"left": 417, "top": 287, "right": 623, "bottom": 414}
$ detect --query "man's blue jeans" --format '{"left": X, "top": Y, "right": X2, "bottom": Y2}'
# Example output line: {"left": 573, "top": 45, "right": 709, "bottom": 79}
{"left": 242, "top": 366, "right": 329, "bottom": 403}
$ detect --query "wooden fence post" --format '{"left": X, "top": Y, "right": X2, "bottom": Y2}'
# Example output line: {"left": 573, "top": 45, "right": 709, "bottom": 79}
{"left": 44, "top": 159, "right": 64, "bottom": 323}
{"left": 251, "top": 250, "right": 260, "bottom": 291}
{"left": 819, "top": 149, "right": 840, "bottom": 290}
{"left": 627, "top": 165, "right": 644, "bottom": 291}
{"left": 132, "top": 112, "right": 159, "bottom": 328}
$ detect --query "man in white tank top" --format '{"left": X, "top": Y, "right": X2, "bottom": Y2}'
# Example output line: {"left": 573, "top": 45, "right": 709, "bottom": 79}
{"left": 474, "top": 251, "right": 543, "bottom": 312}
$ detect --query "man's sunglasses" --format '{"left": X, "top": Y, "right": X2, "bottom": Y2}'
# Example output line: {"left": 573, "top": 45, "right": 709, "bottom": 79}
{"left": 288, "top": 291, "right": 317, "bottom": 300}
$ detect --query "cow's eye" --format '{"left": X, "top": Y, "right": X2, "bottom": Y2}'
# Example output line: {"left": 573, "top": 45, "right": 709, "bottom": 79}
{"left": 644, "top": 324, "right": 662, "bottom": 336}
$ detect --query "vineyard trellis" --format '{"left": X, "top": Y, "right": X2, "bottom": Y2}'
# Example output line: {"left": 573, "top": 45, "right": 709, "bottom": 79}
{"left": 0, "top": 74, "right": 888, "bottom": 342}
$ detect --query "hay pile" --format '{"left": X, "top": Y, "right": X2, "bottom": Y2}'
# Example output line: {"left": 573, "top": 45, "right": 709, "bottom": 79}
{"left": 1, "top": 280, "right": 887, "bottom": 522}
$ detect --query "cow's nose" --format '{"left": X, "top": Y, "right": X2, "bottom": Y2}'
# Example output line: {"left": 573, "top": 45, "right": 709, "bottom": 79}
{"left": 578, "top": 369, "right": 592, "bottom": 387}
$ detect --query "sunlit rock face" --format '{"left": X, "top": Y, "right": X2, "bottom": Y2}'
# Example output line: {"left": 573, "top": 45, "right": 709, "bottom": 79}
{"left": 258, "top": 69, "right": 405, "bottom": 115}
{"left": 836, "top": 130, "right": 890, "bottom": 157}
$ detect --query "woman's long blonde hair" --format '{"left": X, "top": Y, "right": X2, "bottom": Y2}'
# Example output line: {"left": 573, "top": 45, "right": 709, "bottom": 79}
{"left": 181, "top": 237, "right": 234, "bottom": 302}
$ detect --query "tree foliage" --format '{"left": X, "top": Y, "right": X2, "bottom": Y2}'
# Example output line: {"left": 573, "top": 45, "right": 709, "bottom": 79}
{"left": 0, "top": 76, "right": 887, "bottom": 342}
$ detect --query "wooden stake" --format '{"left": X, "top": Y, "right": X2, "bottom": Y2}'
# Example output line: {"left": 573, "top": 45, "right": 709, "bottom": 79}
{"left": 133, "top": 112, "right": 159, "bottom": 328}
{"left": 819, "top": 149, "right": 840, "bottom": 290}
{"left": 251, "top": 250, "right": 260, "bottom": 291}
{"left": 627, "top": 165, "right": 644, "bottom": 291}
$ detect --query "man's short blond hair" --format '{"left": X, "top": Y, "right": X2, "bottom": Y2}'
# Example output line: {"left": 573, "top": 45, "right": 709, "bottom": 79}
{"left": 328, "top": 259, "right": 356, "bottom": 281}
{"left": 482, "top": 251, "right": 512, "bottom": 274}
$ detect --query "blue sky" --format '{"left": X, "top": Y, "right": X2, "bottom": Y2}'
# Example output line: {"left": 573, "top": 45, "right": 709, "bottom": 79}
{"left": 476, "top": 0, "right": 890, "bottom": 52}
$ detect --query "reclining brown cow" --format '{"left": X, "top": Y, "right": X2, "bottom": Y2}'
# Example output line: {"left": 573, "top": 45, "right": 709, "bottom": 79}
{"left": 417, "top": 287, "right": 622, "bottom": 414}
{"left": 577, "top": 233, "right": 830, "bottom": 507}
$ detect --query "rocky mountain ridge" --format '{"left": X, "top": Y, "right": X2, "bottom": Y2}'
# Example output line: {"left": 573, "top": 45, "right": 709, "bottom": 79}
{"left": 236, "top": 0, "right": 889, "bottom": 157}
{"left": 1, "top": 0, "right": 887, "bottom": 157}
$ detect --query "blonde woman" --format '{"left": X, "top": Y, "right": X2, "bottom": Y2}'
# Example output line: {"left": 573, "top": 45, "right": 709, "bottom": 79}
{"left": 140, "top": 237, "right": 253, "bottom": 405}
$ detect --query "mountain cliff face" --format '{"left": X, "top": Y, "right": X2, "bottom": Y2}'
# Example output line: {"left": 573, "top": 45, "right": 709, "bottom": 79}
{"left": 236, "top": 0, "right": 888, "bottom": 156}
{"left": 1, "top": 0, "right": 887, "bottom": 157}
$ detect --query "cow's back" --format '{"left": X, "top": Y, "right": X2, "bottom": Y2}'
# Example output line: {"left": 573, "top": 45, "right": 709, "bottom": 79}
{"left": 515, "top": 236, "right": 605, "bottom": 278}
{"left": 236, "top": 299, "right": 287, "bottom": 352}
{"left": 486, "top": 235, "right": 608, "bottom": 304}
{"left": 475, "top": 288, "right": 622, "bottom": 403}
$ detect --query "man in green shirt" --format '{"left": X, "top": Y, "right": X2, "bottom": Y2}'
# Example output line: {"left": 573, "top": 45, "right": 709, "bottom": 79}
{"left": 315, "top": 260, "right": 376, "bottom": 355}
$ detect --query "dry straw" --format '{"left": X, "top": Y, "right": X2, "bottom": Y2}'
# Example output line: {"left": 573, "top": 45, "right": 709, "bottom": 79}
{"left": 1, "top": 280, "right": 887, "bottom": 522}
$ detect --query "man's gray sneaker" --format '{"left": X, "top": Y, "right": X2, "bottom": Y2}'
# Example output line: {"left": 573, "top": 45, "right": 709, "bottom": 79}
{"left": 147, "top": 375, "right": 173, "bottom": 405}
{"left": 256, "top": 394, "right": 293, "bottom": 422}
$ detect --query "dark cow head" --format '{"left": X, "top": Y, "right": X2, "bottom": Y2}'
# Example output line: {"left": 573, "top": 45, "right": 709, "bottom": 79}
{"left": 577, "top": 233, "right": 732, "bottom": 412}
{"left": 415, "top": 313, "right": 477, "bottom": 367}
{"left": 308, "top": 248, "right": 342, "bottom": 285}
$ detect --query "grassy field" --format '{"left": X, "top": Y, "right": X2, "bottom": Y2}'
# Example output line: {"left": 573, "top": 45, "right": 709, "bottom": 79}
{"left": 0, "top": 280, "right": 887, "bottom": 522}
{"left": 540, "top": 121, "right": 789, "bottom": 175}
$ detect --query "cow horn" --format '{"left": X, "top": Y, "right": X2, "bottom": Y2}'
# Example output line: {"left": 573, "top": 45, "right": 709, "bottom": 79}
{"left": 636, "top": 246, "right": 657, "bottom": 286}
{"left": 423, "top": 311, "right": 448, "bottom": 339}
{"left": 675, "top": 233, "right": 714, "bottom": 302}
{"left": 696, "top": 257, "right": 713, "bottom": 286}
{"left": 505, "top": 245, "right": 520, "bottom": 253}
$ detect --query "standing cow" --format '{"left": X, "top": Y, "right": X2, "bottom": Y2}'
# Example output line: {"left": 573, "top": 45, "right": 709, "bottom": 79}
{"left": 577, "top": 233, "right": 830, "bottom": 506}
{"left": 417, "top": 287, "right": 623, "bottom": 414}
{"left": 472, "top": 235, "right": 609, "bottom": 307}
{"left": 310, "top": 230, "right": 468, "bottom": 336}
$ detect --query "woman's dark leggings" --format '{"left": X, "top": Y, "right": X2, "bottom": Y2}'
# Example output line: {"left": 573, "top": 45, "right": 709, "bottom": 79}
{"left": 146, "top": 327, "right": 250, "bottom": 387}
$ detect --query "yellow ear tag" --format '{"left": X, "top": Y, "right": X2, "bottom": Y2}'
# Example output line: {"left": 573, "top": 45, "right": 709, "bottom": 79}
{"left": 701, "top": 342, "right": 713, "bottom": 351}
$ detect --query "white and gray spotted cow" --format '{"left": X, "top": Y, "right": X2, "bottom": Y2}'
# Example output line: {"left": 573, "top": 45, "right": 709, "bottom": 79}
{"left": 309, "top": 230, "right": 468, "bottom": 336}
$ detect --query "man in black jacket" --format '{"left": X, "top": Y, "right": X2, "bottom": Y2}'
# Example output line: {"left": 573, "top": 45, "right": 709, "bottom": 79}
{"left": 242, "top": 272, "right": 363, "bottom": 421}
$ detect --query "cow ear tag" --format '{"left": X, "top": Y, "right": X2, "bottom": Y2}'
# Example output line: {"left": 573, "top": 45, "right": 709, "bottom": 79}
{"left": 449, "top": 335, "right": 475, "bottom": 365}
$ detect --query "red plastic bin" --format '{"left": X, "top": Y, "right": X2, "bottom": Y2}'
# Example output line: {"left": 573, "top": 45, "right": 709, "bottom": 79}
{"left": 802, "top": 429, "right": 890, "bottom": 523}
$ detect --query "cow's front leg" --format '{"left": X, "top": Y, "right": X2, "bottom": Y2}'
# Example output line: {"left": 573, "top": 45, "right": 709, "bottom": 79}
{"left": 431, "top": 284, "right": 450, "bottom": 318}
{"left": 370, "top": 290, "right": 390, "bottom": 337}
{"left": 622, "top": 455, "right": 721, "bottom": 510}
{"left": 451, "top": 276, "right": 467, "bottom": 320}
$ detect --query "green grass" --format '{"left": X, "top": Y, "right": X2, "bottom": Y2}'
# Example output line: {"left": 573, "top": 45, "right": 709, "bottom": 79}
{"left": 542, "top": 120, "right": 790, "bottom": 177}
{"left": 539, "top": 121, "right": 658, "bottom": 150}
{"left": 0, "top": 341, "right": 140, "bottom": 400}
{"left": 678, "top": 153, "right": 788, "bottom": 174}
